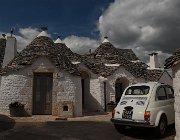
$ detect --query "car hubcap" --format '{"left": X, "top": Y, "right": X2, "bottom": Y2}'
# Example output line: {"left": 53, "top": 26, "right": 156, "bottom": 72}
{"left": 160, "top": 119, "right": 166, "bottom": 134}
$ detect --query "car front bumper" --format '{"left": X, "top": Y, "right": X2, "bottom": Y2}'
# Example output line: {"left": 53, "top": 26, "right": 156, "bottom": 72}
{"left": 111, "top": 118, "right": 155, "bottom": 127}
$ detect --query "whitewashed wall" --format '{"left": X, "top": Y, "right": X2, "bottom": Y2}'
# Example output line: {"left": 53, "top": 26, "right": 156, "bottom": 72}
{"left": 106, "top": 67, "right": 145, "bottom": 105}
{"left": 0, "top": 75, "right": 31, "bottom": 115}
{"left": 172, "top": 63, "right": 180, "bottom": 140}
{"left": 0, "top": 57, "right": 82, "bottom": 117}
{"left": 158, "top": 71, "right": 173, "bottom": 86}
{"left": 77, "top": 64, "right": 103, "bottom": 111}
{"left": 77, "top": 65, "right": 146, "bottom": 112}
{"left": 53, "top": 70, "right": 82, "bottom": 116}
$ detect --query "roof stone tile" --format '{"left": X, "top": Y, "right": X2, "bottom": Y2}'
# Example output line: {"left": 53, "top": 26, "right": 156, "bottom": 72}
{"left": 0, "top": 36, "right": 80, "bottom": 76}
{"left": 165, "top": 48, "right": 180, "bottom": 68}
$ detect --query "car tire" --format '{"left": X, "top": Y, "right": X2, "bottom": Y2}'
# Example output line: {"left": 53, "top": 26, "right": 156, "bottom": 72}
{"left": 156, "top": 115, "right": 167, "bottom": 137}
{"left": 114, "top": 124, "right": 125, "bottom": 132}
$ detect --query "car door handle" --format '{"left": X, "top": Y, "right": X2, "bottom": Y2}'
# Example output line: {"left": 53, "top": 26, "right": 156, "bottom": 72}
{"left": 169, "top": 101, "right": 174, "bottom": 104}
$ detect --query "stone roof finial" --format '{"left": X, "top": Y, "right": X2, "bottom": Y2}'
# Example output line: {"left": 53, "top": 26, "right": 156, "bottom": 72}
{"left": 54, "top": 35, "right": 63, "bottom": 43}
{"left": 41, "top": 26, "right": 48, "bottom": 31}
{"left": 10, "top": 28, "right": 14, "bottom": 37}
{"left": 102, "top": 36, "right": 110, "bottom": 43}
{"left": 2, "top": 34, "right": 6, "bottom": 38}
{"left": 37, "top": 26, "right": 49, "bottom": 37}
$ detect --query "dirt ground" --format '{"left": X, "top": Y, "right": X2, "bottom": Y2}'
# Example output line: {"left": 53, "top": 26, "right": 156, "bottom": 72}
{"left": 0, "top": 113, "right": 175, "bottom": 140}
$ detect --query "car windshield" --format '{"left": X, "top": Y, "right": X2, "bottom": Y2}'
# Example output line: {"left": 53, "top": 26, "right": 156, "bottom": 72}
{"left": 125, "top": 86, "right": 150, "bottom": 95}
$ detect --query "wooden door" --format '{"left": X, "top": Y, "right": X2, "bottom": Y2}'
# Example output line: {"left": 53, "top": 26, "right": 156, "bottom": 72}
{"left": 33, "top": 73, "right": 53, "bottom": 115}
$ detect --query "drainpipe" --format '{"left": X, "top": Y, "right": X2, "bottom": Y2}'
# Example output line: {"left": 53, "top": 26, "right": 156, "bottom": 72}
{"left": 103, "top": 81, "right": 107, "bottom": 112}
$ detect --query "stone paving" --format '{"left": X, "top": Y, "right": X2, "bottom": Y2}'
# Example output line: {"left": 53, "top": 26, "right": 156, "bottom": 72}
{"left": 0, "top": 113, "right": 175, "bottom": 140}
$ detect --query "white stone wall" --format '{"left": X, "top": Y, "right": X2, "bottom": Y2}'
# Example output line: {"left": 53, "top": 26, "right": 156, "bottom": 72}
{"left": 0, "top": 75, "right": 32, "bottom": 115}
{"left": 172, "top": 63, "right": 180, "bottom": 140}
{"left": 76, "top": 66, "right": 145, "bottom": 112}
{"left": 0, "top": 57, "right": 82, "bottom": 117}
{"left": 53, "top": 71, "right": 82, "bottom": 116}
{"left": 89, "top": 78, "right": 102, "bottom": 111}
{"left": 158, "top": 71, "right": 173, "bottom": 86}
{"left": 106, "top": 67, "right": 145, "bottom": 105}
{"left": 77, "top": 64, "right": 102, "bottom": 111}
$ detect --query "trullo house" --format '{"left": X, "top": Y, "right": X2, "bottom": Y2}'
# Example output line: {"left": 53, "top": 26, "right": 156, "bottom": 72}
{"left": 0, "top": 28, "right": 172, "bottom": 117}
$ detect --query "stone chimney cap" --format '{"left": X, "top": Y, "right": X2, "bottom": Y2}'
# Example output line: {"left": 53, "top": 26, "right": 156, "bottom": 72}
{"left": 149, "top": 52, "right": 158, "bottom": 56}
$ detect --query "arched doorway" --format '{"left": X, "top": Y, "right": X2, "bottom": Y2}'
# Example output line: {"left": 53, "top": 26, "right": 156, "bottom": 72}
{"left": 115, "top": 77, "right": 129, "bottom": 103}
{"left": 80, "top": 71, "right": 90, "bottom": 111}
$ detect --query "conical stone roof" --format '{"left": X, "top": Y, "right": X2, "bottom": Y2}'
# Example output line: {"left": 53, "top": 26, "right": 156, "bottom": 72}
{"left": 55, "top": 42, "right": 81, "bottom": 62}
{"left": 165, "top": 48, "right": 180, "bottom": 68}
{"left": 0, "top": 36, "right": 80, "bottom": 75}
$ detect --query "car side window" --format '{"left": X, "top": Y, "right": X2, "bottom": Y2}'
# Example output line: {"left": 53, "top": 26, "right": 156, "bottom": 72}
{"left": 165, "top": 86, "right": 174, "bottom": 99}
{"left": 156, "top": 87, "right": 167, "bottom": 101}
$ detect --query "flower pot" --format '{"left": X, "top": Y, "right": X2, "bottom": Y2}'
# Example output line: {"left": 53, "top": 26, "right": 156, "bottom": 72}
{"left": 107, "top": 104, "right": 116, "bottom": 112}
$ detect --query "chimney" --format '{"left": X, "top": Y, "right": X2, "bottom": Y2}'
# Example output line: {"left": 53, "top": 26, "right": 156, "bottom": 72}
{"left": 2, "top": 36, "right": 17, "bottom": 67}
{"left": 149, "top": 52, "right": 159, "bottom": 69}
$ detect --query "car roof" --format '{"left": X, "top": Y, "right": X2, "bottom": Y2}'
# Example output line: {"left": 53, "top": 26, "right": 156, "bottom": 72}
{"left": 128, "top": 82, "right": 167, "bottom": 88}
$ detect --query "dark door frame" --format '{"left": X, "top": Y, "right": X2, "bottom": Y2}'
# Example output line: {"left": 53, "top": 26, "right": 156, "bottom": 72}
{"left": 33, "top": 72, "right": 53, "bottom": 115}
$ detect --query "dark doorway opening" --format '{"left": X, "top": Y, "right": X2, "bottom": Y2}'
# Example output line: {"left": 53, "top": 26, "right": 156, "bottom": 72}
{"left": 33, "top": 73, "right": 53, "bottom": 115}
{"left": 115, "top": 77, "right": 129, "bottom": 104}
{"left": 115, "top": 83, "right": 122, "bottom": 103}
{"left": 80, "top": 71, "right": 90, "bottom": 111}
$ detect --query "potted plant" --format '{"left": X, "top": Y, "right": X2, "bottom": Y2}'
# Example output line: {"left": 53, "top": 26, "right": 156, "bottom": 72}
{"left": 107, "top": 101, "right": 116, "bottom": 112}
{"left": 9, "top": 101, "right": 25, "bottom": 117}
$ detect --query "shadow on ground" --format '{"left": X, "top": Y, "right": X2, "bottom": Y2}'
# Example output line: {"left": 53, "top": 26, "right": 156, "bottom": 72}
{"left": 117, "top": 124, "right": 175, "bottom": 140}
{"left": 0, "top": 121, "right": 122, "bottom": 140}
{"left": 0, "top": 114, "right": 15, "bottom": 132}
{"left": 0, "top": 119, "right": 175, "bottom": 140}
{"left": 82, "top": 111, "right": 108, "bottom": 116}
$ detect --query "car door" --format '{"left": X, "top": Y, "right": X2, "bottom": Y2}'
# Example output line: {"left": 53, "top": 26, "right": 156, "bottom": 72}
{"left": 164, "top": 86, "right": 175, "bottom": 124}
{"left": 155, "top": 86, "right": 174, "bottom": 125}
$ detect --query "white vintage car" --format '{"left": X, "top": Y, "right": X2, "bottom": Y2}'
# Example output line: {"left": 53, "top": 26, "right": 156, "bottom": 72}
{"left": 111, "top": 82, "right": 175, "bottom": 137}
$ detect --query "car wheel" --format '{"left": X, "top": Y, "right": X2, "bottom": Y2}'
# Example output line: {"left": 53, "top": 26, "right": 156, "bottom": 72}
{"left": 156, "top": 115, "right": 167, "bottom": 137}
{"left": 114, "top": 124, "right": 125, "bottom": 132}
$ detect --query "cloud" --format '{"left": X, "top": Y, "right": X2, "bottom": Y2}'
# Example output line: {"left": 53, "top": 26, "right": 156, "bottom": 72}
{"left": 2, "top": 0, "right": 178, "bottom": 67}
{"left": 1, "top": 27, "right": 99, "bottom": 55}
{"left": 63, "top": 35, "right": 99, "bottom": 54}
{"left": 19, "top": 27, "right": 40, "bottom": 40}
{"left": 98, "top": 0, "right": 180, "bottom": 63}
{"left": 1, "top": 27, "right": 40, "bottom": 52}
{"left": 1, "top": 27, "right": 55, "bottom": 51}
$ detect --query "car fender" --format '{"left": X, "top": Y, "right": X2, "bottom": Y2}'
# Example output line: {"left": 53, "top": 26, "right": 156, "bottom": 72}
{"left": 154, "top": 111, "right": 166, "bottom": 126}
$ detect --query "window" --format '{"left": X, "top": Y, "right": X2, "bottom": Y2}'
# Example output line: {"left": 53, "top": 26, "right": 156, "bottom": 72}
{"left": 165, "top": 86, "right": 174, "bottom": 99}
{"left": 63, "top": 106, "right": 68, "bottom": 111}
{"left": 156, "top": 87, "right": 167, "bottom": 101}
{"left": 125, "top": 86, "right": 150, "bottom": 95}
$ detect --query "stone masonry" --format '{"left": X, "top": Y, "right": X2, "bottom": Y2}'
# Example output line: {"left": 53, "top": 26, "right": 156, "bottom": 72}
{"left": 0, "top": 57, "right": 82, "bottom": 117}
